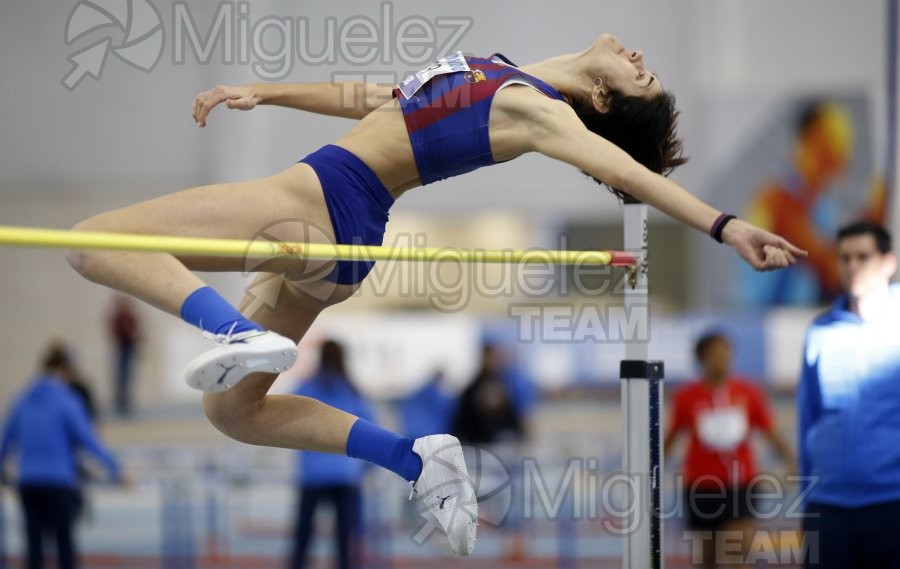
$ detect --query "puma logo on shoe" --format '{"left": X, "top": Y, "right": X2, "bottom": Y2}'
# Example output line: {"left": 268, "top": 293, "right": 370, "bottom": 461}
{"left": 216, "top": 363, "right": 238, "bottom": 385}
{"left": 438, "top": 495, "right": 450, "bottom": 510}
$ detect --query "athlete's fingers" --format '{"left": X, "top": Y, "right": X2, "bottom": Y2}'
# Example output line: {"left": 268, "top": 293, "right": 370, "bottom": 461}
{"left": 765, "top": 245, "right": 789, "bottom": 270}
{"left": 783, "top": 247, "right": 797, "bottom": 265}
{"left": 194, "top": 96, "right": 210, "bottom": 126}
{"left": 192, "top": 95, "right": 200, "bottom": 124}
{"left": 198, "top": 91, "right": 223, "bottom": 126}
{"left": 197, "top": 99, "right": 211, "bottom": 126}
{"left": 756, "top": 245, "right": 776, "bottom": 271}
{"left": 769, "top": 246, "right": 786, "bottom": 269}
{"left": 200, "top": 92, "right": 215, "bottom": 122}
{"left": 781, "top": 238, "right": 808, "bottom": 258}
{"left": 193, "top": 87, "right": 215, "bottom": 126}
{"left": 760, "top": 245, "right": 773, "bottom": 270}
{"left": 194, "top": 90, "right": 212, "bottom": 126}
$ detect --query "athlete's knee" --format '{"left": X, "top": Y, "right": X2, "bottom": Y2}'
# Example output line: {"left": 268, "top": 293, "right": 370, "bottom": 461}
{"left": 66, "top": 214, "right": 117, "bottom": 279}
{"left": 67, "top": 210, "right": 135, "bottom": 279}
{"left": 202, "top": 390, "right": 264, "bottom": 444}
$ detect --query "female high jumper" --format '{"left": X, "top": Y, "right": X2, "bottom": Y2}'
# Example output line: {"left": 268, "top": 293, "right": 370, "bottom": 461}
{"left": 68, "top": 34, "right": 805, "bottom": 555}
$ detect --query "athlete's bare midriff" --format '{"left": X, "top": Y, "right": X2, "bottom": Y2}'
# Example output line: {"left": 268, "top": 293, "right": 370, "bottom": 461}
{"left": 334, "top": 86, "right": 549, "bottom": 200}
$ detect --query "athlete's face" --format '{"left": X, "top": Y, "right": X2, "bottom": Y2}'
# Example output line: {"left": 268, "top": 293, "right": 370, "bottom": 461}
{"left": 592, "top": 34, "right": 662, "bottom": 101}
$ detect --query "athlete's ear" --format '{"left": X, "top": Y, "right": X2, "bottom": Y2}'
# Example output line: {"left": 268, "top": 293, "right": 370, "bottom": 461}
{"left": 591, "top": 77, "right": 611, "bottom": 114}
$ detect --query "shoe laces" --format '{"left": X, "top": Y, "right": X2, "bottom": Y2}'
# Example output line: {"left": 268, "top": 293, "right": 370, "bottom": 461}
{"left": 201, "top": 322, "right": 262, "bottom": 345}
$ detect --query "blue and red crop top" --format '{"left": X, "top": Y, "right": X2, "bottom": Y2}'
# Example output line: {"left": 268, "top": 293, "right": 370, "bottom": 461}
{"left": 393, "top": 53, "right": 566, "bottom": 186}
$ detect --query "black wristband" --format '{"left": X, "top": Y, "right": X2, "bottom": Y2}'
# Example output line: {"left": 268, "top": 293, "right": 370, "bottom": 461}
{"left": 710, "top": 214, "right": 737, "bottom": 244}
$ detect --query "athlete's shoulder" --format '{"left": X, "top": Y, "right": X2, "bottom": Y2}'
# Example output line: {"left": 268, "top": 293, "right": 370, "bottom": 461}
{"left": 493, "top": 85, "right": 573, "bottom": 121}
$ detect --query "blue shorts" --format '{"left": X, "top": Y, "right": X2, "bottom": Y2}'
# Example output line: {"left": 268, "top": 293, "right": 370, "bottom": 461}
{"left": 299, "top": 145, "right": 394, "bottom": 284}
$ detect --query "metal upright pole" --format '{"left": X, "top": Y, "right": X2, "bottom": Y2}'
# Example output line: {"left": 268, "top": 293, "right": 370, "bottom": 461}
{"left": 621, "top": 201, "right": 664, "bottom": 569}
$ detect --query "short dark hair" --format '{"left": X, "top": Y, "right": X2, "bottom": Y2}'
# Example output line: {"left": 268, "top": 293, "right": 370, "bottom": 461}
{"left": 41, "top": 343, "right": 72, "bottom": 372}
{"left": 319, "top": 339, "right": 346, "bottom": 376}
{"left": 318, "top": 339, "right": 359, "bottom": 393}
{"left": 572, "top": 89, "right": 687, "bottom": 198}
{"left": 837, "top": 221, "right": 892, "bottom": 254}
{"left": 694, "top": 332, "right": 730, "bottom": 363}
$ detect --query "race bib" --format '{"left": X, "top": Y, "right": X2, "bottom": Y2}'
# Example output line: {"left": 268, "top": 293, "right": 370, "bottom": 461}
{"left": 398, "top": 51, "right": 471, "bottom": 99}
{"left": 697, "top": 406, "right": 749, "bottom": 452}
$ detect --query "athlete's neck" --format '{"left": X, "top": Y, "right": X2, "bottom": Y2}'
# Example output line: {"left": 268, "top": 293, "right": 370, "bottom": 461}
{"left": 518, "top": 51, "right": 596, "bottom": 105}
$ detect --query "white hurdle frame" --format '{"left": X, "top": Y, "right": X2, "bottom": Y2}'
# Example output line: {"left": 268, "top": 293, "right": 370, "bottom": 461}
{"left": 621, "top": 201, "right": 664, "bottom": 569}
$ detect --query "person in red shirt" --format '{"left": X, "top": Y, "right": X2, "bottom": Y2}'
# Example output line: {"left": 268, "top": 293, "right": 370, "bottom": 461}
{"left": 107, "top": 295, "right": 141, "bottom": 417}
{"left": 664, "top": 332, "right": 794, "bottom": 569}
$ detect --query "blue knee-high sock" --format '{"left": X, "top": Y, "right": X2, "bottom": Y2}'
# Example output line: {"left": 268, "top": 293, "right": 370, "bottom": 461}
{"left": 346, "top": 419, "right": 423, "bottom": 482}
{"left": 180, "top": 286, "right": 263, "bottom": 336}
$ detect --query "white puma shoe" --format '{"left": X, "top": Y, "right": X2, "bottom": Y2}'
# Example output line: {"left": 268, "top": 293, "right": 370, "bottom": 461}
{"left": 184, "top": 329, "right": 298, "bottom": 392}
{"left": 409, "top": 434, "right": 478, "bottom": 556}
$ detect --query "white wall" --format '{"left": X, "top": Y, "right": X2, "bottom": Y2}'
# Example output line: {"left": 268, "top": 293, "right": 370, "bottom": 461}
{"left": 0, "top": 0, "right": 888, "bottom": 215}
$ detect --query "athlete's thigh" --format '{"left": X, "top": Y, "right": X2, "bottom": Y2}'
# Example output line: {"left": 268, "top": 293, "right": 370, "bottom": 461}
{"left": 239, "top": 271, "right": 359, "bottom": 340}
{"left": 83, "top": 164, "right": 337, "bottom": 274}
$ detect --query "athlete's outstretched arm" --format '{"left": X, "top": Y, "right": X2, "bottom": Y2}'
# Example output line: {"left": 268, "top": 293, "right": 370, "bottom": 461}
{"left": 192, "top": 82, "right": 396, "bottom": 126}
{"left": 530, "top": 100, "right": 807, "bottom": 271}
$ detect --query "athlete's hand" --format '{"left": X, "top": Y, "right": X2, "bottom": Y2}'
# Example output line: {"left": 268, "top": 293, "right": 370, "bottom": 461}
{"left": 722, "top": 218, "right": 808, "bottom": 271}
{"left": 192, "top": 85, "right": 260, "bottom": 127}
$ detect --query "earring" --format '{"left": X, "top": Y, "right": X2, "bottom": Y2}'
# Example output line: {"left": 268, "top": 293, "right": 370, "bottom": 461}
{"left": 593, "top": 77, "right": 604, "bottom": 89}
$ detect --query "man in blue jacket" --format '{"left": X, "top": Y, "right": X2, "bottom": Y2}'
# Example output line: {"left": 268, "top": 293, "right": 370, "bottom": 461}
{"left": 0, "top": 345, "right": 124, "bottom": 569}
{"left": 798, "top": 221, "right": 900, "bottom": 568}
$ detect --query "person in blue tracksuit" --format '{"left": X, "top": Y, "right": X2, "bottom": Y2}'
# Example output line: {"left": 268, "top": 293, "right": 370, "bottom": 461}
{"left": 798, "top": 221, "right": 900, "bottom": 569}
{"left": 397, "top": 371, "right": 457, "bottom": 440}
{"left": 0, "top": 344, "right": 124, "bottom": 569}
{"left": 290, "top": 340, "right": 375, "bottom": 569}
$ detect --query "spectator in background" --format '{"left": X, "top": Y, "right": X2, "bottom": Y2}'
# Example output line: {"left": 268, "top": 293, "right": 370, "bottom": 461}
{"left": 452, "top": 342, "right": 528, "bottom": 446}
{"left": 798, "top": 222, "right": 900, "bottom": 569}
{"left": 46, "top": 341, "right": 98, "bottom": 423}
{"left": 0, "top": 343, "right": 125, "bottom": 569}
{"left": 451, "top": 340, "right": 534, "bottom": 560}
{"left": 664, "top": 332, "right": 793, "bottom": 569}
{"left": 107, "top": 295, "right": 141, "bottom": 417}
{"left": 397, "top": 370, "right": 457, "bottom": 440}
{"left": 290, "top": 340, "right": 375, "bottom": 569}
{"left": 43, "top": 342, "right": 101, "bottom": 523}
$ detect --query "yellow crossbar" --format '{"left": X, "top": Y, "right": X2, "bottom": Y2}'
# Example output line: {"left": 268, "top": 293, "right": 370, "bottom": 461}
{"left": 0, "top": 226, "right": 636, "bottom": 266}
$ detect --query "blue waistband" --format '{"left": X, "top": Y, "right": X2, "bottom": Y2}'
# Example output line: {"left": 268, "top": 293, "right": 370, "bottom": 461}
{"left": 304, "top": 145, "right": 394, "bottom": 212}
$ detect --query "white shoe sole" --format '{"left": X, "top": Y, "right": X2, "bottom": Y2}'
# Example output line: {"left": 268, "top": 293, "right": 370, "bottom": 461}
{"left": 184, "top": 333, "right": 298, "bottom": 392}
